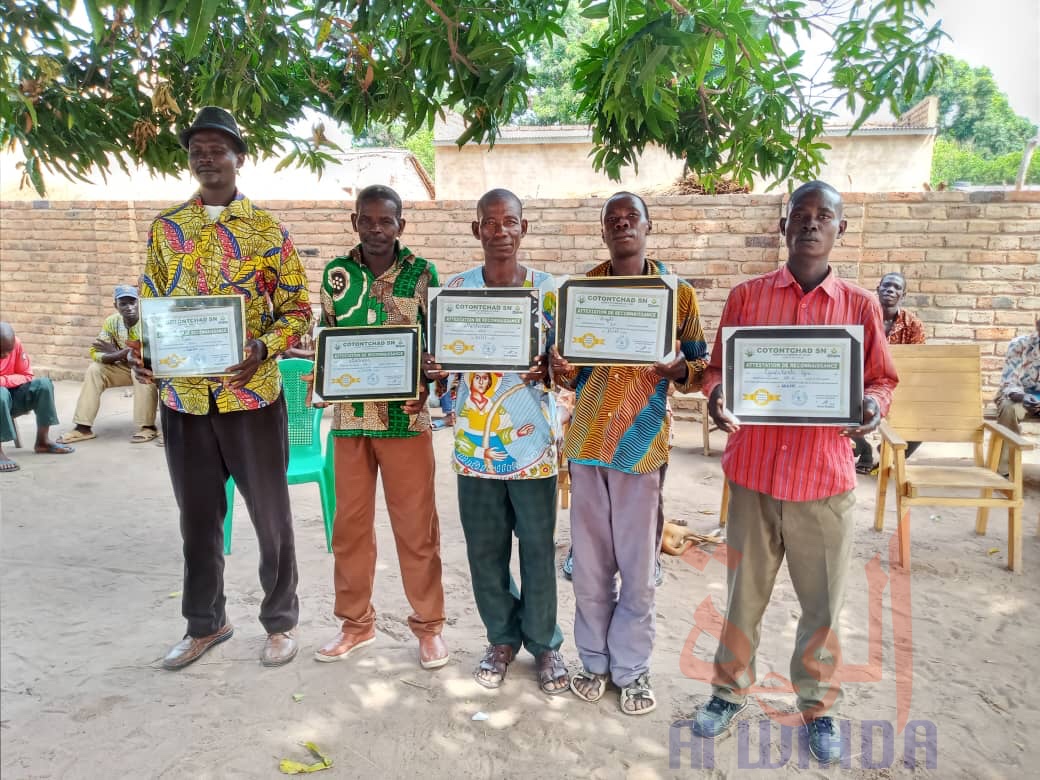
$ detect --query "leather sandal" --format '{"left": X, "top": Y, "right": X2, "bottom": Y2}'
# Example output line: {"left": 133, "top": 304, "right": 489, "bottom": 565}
{"left": 474, "top": 643, "right": 515, "bottom": 689}
{"left": 536, "top": 650, "right": 570, "bottom": 695}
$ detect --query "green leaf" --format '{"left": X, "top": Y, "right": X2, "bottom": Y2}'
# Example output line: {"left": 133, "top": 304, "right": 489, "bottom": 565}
{"left": 273, "top": 150, "right": 299, "bottom": 172}
{"left": 82, "top": 0, "right": 106, "bottom": 43}
{"left": 580, "top": 2, "right": 609, "bottom": 20}
{"left": 183, "top": 0, "right": 220, "bottom": 61}
{"left": 316, "top": 18, "right": 333, "bottom": 48}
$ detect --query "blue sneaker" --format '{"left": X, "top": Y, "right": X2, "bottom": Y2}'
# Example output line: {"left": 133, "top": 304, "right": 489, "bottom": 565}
{"left": 691, "top": 695, "right": 746, "bottom": 737}
{"left": 562, "top": 548, "right": 574, "bottom": 580}
{"left": 806, "top": 716, "right": 842, "bottom": 765}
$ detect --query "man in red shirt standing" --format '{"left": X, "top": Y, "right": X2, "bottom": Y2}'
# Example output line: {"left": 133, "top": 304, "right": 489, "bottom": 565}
{"left": 690, "top": 182, "right": 898, "bottom": 764}
{"left": 0, "top": 322, "right": 75, "bottom": 472}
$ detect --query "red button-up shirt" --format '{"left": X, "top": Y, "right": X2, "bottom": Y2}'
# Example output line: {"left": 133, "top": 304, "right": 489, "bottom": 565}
{"left": 702, "top": 265, "right": 898, "bottom": 501}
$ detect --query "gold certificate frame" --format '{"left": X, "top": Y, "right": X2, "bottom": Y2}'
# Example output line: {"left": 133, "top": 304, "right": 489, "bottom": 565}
{"left": 314, "top": 325, "right": 421, "bottom": 403}
{"left": 428, "top": 287, "right": 542, "bottom": 372}
{"left": 722, "top": 325, "right": 864, "bottom": 426}
{"left": 558, "top": 275, "right": 677, "bottom": 366}
{"left": 140, "top": 294, "right": 246, "bottom": 378}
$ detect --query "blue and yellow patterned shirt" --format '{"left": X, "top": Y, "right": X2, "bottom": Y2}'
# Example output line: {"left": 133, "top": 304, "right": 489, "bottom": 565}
{"left": 442, "top": 266, "right": 559, "bottom": 480}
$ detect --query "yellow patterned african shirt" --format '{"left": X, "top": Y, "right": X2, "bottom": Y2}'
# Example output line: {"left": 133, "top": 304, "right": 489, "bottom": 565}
{"left": 140, "top": 192, "right": 311, "bottom": 414}
{"left": 90, "top": 313, "right": 140, "bottom": 363}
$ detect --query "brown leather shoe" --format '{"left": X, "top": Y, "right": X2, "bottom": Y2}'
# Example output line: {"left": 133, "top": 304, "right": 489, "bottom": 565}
{"left": 261, "top": 631, "right": 299, "bottom": 667}
{"left": 314, "top": 628, "right": 376, "bottom": 663}
{"left": 419, "top": 633, "right": 449, "bottom": 670}
{"left": 162, "top": 623, "right": 233, "bottom": 670}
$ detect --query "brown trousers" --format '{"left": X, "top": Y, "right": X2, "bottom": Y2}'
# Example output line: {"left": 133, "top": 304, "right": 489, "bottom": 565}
{"left": 331, "top": 431, "right": 445, "bottom": 637}
{"left": 712, "top": 481, "right": 855, "bottom": 717}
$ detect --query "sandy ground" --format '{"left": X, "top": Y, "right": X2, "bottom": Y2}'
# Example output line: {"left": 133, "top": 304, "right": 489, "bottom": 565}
{"left": 1, "top": 380, "right": 1039, "bottom": 780}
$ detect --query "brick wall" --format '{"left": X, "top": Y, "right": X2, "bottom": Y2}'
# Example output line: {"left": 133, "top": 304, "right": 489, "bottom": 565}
{"left": 1, "top": 191, "right": 1036, "bottom": 395}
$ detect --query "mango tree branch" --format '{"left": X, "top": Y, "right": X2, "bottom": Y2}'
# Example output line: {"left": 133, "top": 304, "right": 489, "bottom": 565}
{"left": 422, "top": 0, "right": 479, "bottom": 75}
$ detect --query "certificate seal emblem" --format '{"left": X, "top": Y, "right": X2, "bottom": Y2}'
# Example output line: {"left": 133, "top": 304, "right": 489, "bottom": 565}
{"left": 331, "top": 373, "right": 360, "bottom": 388}
{"left": 444, "top": 340, "right": 475, "bottom": 356}
{"left": 367, "top": 373, "right": 380, "bottom": 385}
{"left": 742, "top": 388, "right": 781, "bottom": 407}
{"left": 481, "top": 342, "right": 496, "bottom": 356}
{"left": 573, "top": 332, "right": 605, "bottom": 349}
{"left": 792, "top": 388, "right": 808, "bottom": 406}
{"left": 614, "top": 334, "right": 630, "bottom": 350}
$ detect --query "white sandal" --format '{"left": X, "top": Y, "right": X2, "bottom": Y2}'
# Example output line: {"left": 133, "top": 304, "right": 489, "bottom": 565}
{"left": 619, "top": 673, "right": 657, "bottom": 716}
{"left": 570, "top": 669, "right": 609, "bottom": 703}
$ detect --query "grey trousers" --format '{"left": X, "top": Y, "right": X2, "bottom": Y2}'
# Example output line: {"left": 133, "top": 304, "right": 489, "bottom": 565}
{"left": 712, "top": 481, "right": 855, "bottom": 716}
{"left": 570, "top": 462, "right": 663, "bottom": 686}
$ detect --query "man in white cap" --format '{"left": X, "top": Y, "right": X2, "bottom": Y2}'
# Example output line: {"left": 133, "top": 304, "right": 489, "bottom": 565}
{"left": 59, "top": 285, "right": 159, "bottom": 444}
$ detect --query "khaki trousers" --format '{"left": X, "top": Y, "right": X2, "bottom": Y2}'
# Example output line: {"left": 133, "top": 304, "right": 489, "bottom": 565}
{"left": 712, "top": 481, "right": 855, "bottom": 716}
{"left": 331, "top": 431, "right": 445, "bottom": 637}
{"left": 996, "top": 398, "right": 1026, "bottom": 474}
{"left": 73, "top": 362, "right": 157, "bottom": 429}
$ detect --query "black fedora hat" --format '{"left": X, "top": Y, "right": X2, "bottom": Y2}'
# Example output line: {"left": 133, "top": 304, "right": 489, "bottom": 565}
{"left": 179, "top": 106, "right": 247, "bottom": 153}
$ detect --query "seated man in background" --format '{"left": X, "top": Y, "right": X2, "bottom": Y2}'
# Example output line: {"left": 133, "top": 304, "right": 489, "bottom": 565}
{"left": 995, "top": 317, "right": 1040, "bottom": 476}
{"left": 852, "top": 271, "right": 924, "bottom": 473}
{"left": 59, "top": 285, "right": 159, "bottom": 444}
{"left": 1, "top": 322, "right": 75, "bottom": 471}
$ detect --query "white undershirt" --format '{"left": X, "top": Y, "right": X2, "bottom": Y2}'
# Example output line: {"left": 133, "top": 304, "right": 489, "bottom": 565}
{"left": 203, "top": 204, "right": 225, "bottom": 222}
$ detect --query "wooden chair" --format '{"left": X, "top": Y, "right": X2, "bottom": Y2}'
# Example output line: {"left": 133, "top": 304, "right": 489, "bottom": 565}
{"left": 874, "top": 344, "right": 1034, "bottom": 572}
{"left": 673, "top": 391, "right": 717, "bottom": 456}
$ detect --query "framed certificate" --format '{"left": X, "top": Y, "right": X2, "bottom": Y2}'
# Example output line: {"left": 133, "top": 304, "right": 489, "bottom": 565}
{"left": 428, "top": 287, "right": 541, "bottom": 372}
{"left": 558, "top": 275, "right": 677, "bottom": 365}
{"left": 314, "top": 325, "right": 420, "bottom": 403}
{"left": 721, "top": 326, "right": 864, "bottom": 426}
{"left": 140, "top": 295, "right": 246, "bottom": 377}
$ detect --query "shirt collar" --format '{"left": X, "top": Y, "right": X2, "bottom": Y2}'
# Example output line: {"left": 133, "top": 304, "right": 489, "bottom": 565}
{"left": 346, "top": 241, "right": 413, "bottom": 272}
{"left": 588, "top": 258, "right": 663, "bottom": 277}
{"left": 778, "top": 262, "right": 839, "bottom": 298}
{"left": 189, "top": 191, "right": 253, "bottom": 221}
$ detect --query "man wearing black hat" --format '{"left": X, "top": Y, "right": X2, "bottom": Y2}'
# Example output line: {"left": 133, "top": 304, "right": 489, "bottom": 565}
{"left": 59, "top": 285, "right": 159, "bottom": 444}
{"left": 130, "top": 106, "right": 312, "bottom": 670}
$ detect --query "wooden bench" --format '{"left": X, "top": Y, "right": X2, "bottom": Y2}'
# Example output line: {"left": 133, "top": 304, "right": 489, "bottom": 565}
{"left": 875, "top": 344, "right": 1034, "bottom": 572}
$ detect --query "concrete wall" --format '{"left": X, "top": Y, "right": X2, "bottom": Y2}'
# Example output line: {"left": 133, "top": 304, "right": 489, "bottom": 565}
{"left": 434, "top": 141, "right": 681, "bottom": 200}
{"left": 1, "top": 190, "right": 1037, "bottom": 396}
{"left": 0, "top": 150, "right": 432, "bottom": 202}
{"left": 435, "top": 134, "right": 936, "bottom": 199}
{"left": 754, "top": 134, "right": 937, "bottom": 193}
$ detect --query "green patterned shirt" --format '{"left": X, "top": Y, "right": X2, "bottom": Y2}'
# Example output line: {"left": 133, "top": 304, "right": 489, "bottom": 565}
{"left": 320, "top": 242, "right": 438, "bottom": 438}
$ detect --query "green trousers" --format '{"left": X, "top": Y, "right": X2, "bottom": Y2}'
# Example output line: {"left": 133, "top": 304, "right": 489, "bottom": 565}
{"left": 457, "top": 474, "right": 563, "bottom": 657}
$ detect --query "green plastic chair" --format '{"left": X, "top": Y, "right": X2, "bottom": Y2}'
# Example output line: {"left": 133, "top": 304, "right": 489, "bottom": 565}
{"left": 223, "top": 358, "right": 335, "bottom": 554}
